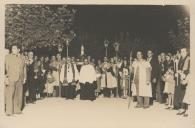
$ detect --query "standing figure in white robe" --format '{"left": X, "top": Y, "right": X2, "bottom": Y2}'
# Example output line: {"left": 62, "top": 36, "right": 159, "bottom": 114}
{"left": 106, "top": 58, "right": 118, "bottom": 97}
{"left": 132, "top": 51, "right": 152, "bottom": 108}
{"left": 49, "top": 56, "right": 60, "bottom": 97}
{"left": 100, "top": 57, "right": 110, "bottom": 97}
{"left": 119, "top": 59, "right": 130, "bottom": 99}
{"left": 60, "top": 57, "right": 79, "bottom": 99}
{"left": 79, "top": 58, "right": 97, "bottom": 101}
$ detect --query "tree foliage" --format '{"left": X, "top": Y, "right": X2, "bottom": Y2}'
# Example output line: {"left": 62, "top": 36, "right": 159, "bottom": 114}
{"left": 5, "top": 5, "right": 76, "bottom": 50}
{"left": 168, "top": 17, "right": 190, "bottom": 51}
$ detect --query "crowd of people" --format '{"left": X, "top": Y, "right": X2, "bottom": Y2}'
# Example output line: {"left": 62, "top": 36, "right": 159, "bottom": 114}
{"left": 4, "top": 45, "right": 191, "bottom": 117}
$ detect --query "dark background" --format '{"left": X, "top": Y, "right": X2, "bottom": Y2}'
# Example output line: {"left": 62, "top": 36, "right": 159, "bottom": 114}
{"left": 36, "top": 5, "right": 189, "bottom": 60}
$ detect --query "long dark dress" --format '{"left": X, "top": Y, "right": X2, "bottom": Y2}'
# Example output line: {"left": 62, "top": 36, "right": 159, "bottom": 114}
{"left": 156, "top": 61, "right": 165, "bottom": 103}
{"left": 174, "top": 56, "right": 190, "bottom": 109}
{"left": 27, "top": 62, "right": 36, "bottom": 103}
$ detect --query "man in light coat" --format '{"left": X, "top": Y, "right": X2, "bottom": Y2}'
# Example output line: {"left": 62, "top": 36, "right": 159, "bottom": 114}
{"left": 132, "top": 51, "right": 152, "bottom": 109}
{"left": 5, "top": 45, "right": 26, "bottom": 116}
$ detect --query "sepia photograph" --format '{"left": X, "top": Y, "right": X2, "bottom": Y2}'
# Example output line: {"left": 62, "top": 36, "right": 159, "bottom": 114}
{"left": 0, "top": 2, "right": 194, "bottom": 128}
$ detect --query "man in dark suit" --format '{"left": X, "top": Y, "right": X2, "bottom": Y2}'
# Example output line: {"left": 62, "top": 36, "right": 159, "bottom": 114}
{"left": 147, "top": 50, "right": 158, "bottom": 104}
{"left": 5, "top": 45, "right": 26, "bottom": 116}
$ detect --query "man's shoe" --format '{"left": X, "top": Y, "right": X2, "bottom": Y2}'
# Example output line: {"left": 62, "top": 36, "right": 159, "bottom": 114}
{"left": 134, "top": 105, "right": 142, "bottom": 108}
{"left": 6, "top": 114, "right": 13, "bottom": 116}
{"left": 143, "top": 106, "right": 149, "bottom": 109}
{"left": 15, "top": 112, "right": 22, "bottom": 115}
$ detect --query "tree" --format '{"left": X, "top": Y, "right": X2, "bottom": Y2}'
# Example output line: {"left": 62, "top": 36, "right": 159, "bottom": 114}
{"left": 5, "top": 5, "right": 76, "bottom": 50}
{"left": 168, "top": 17, "right": 190, "bottom": 52}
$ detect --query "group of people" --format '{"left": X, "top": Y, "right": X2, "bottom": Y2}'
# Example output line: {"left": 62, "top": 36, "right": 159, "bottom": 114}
{"left": 4, "top": 45, "right": 191, "bottom": 117}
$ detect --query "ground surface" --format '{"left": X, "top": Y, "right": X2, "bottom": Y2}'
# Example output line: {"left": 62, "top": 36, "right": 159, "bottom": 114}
{"left": 0, "top": 97, "right": 194, "bottom": 128}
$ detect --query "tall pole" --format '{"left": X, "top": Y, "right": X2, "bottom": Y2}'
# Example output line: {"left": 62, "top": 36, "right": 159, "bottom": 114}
{"left": 104, "top": 40, "right": 109, "bottom": 57}
{"left": 67, "top": 45, "right": 69, "bottom": 58}
{"left": 106, "top": 48, "right": 108, "bottom": 57}
{"left": 59, "top": 51, "right": 61, "bottom": 97}
{"left": 113, "top": 42, "right": 120, "bottom": 98}
{"left": 116, "top": 51, "right": 119, "bottom": 98}
{"left": 58, "top": 45, "right": 63, "bottom": 98}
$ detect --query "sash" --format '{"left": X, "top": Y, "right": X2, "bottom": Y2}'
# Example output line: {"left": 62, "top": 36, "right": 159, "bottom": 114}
{"left": 63, "top": 63, "right": 76, "bottom": 86}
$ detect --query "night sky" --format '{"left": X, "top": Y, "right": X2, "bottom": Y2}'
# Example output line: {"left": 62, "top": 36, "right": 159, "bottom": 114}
{"left": 38, "top": 5, "right": 189, "bottom": 59}
{"left": 73, "top": 5, "right": 188, "bottom": 41}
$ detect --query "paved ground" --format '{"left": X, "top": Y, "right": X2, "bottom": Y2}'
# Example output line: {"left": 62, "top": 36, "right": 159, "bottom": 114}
{"left": 0, "top": 97, "right": 194, "bottom": 128}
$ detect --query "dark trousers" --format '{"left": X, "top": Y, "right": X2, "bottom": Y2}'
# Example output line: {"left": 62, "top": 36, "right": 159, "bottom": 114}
{"left": 64, "top": 84, "right": 76, "bottom": 99}
{"left": 156, "top": 80, "right": 165, "bottom": 103}
{"left": 149, "top": 83, "right": 157, "bottom": 105}
{"left": 137, "top": 96, "right": 150, "bottom": 107}
{"left": 103, "top": 88, "right": 117, "bottom": 97}
{"left": 80, "top": 82, "right": 96, "bottom": 101}
{"left": 174, "top": 84, "right": 186, "bottom": 109}
{"left": 53, "top": 86, "right": 60, "bottom": 97}
{"left": 27, "top": 79, "right": 36, "bottom": 102}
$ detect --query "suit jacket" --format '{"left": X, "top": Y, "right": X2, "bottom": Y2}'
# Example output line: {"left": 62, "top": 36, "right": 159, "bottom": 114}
{"left": 147, "top": 57, "right": 158, "bottom": 80}
{"left": 5, "top": 54, "right": 26, "bottom": 82}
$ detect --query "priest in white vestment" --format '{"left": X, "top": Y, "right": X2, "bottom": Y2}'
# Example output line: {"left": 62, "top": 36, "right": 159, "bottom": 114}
{"left": 79, "top": 58, "right": 97, "bottom": 101}
{"left": 60, "top": 57, "right": 79, "bottom": 99}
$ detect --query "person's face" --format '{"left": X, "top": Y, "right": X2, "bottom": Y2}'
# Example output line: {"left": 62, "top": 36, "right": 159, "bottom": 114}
{"left": 158, "top": 55, "right": 161, "bottom": 62}
{"left": 57, "top": 54, "right": 61, "bottom": 60}
{"left": 104, "top": 57, "right": 108, "bottom": 62}
{"left": 124, "top": 60, "right": 127, "bottom": 65}
{"left": 67, "top": 58, "right": 71, "bottom": 63}
{"left": 24, "top": 52, "right": 28, "bottom": 56}
{"left": 161, "top": 53, "right": 165, "bottom": 60}
{"left": 45, "top": 57, "right": 49, "bottom": 61}
{"left": 87, "top": 56, "right": 90, "bottom": 59}
{"left": 180, "top": 48, "right": 187, "bottom": 58}
{"left": 37, "top": 61, "right": 41, "bottom": 66}
{"left": 51, "top": 56, "right": 56, "bottom": 61}
{"left": 110, "top": 58, "right": 114, "bottom": 63}
{"left": 71, "top": 57, "right": 75, "bottom": 62}
{"left": 147, "top": 50, "right": 153, "bottom": 58}
{"left": 92, "top": 59, "right": 95, "bottom": 63}
{"left": 137, "top": 52, "right": 143, "bottom": 60}
{"left": 34, "top": 56, "right": 38, "bottom": 61}
{"left": 28, "top": 52, "right": 33, "bottom": 59}
{"left": 11, "top": 46, "right": 19, "bottom": 55}
{"left": 84, "top": 59, "right": 88, "bottom": 65}
{"left": 62, "top": 57, "right": 66, "bottom": 61}
{"left": 166, "top": 55, "right": 171, "bottom": 61}
{"left": 98, "top": 60, "right": 101, "bottom": 65}
{"left": 40, "top": 57, "right": 44, "bottom": 61}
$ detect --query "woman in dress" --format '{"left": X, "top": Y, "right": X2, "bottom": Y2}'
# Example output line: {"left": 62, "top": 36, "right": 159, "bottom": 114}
{"left": 119, "top": 59, "right": 130, "bottom": 99}
{"left": 49, "top": 56, "right": 60, "bottom": 97}
{"left": 163, "top": 53, "right": 175, "bottom": 109}
{"left": 107, "top": 58, "right": 118, "bottom": 97}
{"left": 44, "top": 69, "right": 55, "bottom": 97}
{"left": 177, "top": 73, "right": 191, "bottom": 117}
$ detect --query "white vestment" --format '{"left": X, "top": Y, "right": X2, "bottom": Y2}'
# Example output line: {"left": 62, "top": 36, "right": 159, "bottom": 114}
{"left": 60, "top": 63, "right": 79, "bottom": 83}
{"left": 79, "top": 64, "right": 97, "bottom": 84}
